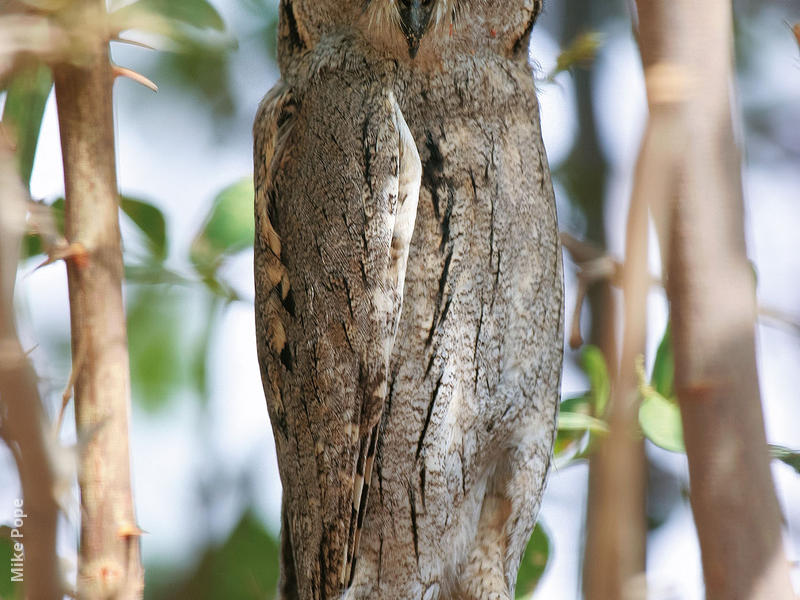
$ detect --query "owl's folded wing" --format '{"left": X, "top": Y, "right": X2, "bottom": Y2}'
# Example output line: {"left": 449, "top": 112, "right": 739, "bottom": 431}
{"left": 254, "top": 76, "right": 420, "bottom": 599}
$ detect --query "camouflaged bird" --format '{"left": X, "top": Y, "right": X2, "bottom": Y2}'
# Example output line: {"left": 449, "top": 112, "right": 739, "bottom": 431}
{"left": 254, "top": 1, "right": 563, "bottom": 599}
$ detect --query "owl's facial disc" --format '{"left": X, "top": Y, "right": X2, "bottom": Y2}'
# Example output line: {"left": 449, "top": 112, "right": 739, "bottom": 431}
{"left": 397, "top": 0, "right": 434, "bottom": 58}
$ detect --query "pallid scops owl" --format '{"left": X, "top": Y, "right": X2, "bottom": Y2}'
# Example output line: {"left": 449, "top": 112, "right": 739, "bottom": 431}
{"left": 254, "top": 1, "right": 563, "bottom": 599}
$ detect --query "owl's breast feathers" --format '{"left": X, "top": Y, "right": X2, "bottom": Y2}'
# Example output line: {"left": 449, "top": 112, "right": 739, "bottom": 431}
{"left": 253, "top": 61, "right": 421, "bottom": 599}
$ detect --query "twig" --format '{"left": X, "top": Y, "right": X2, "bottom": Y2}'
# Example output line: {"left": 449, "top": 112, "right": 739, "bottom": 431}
{"left": 563, "top": 234, "right": 800, "bottom": 342}
{"left": 758, "top": 306, "right": 800, "bottom": 335}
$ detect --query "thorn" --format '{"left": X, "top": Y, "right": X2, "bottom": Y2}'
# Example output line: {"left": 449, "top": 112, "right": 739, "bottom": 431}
{"left": 112, "top": 65, "right": 158, "bottom": 93}
{"left": 112, "top": 36, "right": 156, "bottom": 51}
{"left": 117, "top": 522, "right": 147, "bottom": 539}
{"left": 36, "top": 242, "right": 89, "bottom": 270}
{"left": 56, "top": 342, "right": 88, "bottom": 434}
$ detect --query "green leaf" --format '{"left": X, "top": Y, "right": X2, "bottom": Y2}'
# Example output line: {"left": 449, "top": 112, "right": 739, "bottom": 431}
{"left": 113, "top": 0, "right": 225, "bottom": 33}
{"left": 124, "top": 264, "right": 190, "bottom": 286}
{"left": 558, "top": 410, "right": 609, "bottom": 434}
{"left": 1, "top": 63, "right": 53, "bottom": 187}
{"left": 190, "top": 177, "right": 255, "bottom": 277}
{"left": 581, "top": 345, "right": 610, "bottom": 416}
{"left": 770, "top": 445, "right": 800, "bottom": 475}
{"left": 554, "top": 395, "right": 590, "bottom": 457}
{"left": 639, "top": 390, "right": 685, "bottom": 453}
{"left": 15, "top": 0, "right": 71, "bottom": 11}
{"left": 638, "top": 324, "right": 685, "bottom": 452}
{"left": 153, "top": 36, "right": 236, "bottom": 117}
{"left": 515, "top": 523, "right": 551, "bottom": 598}
{"left": 559, "top": 394, "right": 592, "bottom": 415}
{"left": 146, "top": 511, "right": 280, "bottom": 600}
{"left": 651, "top": 325, "right": 675, "bottom": 399}
{"left": 127, "top": 286, "right": 202, "bottom": 412}
{"left": 121, "top": 196, "right": 168, "bottom": 261}
{"left": 546, "top": 32, "right": 604, "bottom": 81}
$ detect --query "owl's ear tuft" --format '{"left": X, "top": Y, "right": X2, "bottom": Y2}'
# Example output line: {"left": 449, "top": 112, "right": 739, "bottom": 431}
{"left": 280, "top": 0, "right": 308, "bottom": 54}
{"left": 510, "top": 1, "right": 542, "bottom": 59}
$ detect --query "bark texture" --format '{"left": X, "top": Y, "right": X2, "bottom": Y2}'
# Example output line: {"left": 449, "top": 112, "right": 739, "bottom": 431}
{"left": 53, "top": 1, "right": 143, "bottom": 596}
{"left": 635, "top": 1, "right": 795, "bottom": 598}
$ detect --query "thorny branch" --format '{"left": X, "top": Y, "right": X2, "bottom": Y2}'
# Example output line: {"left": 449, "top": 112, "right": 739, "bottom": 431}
{"left": 53, "top": 0, "right": 144, "bottom": 596}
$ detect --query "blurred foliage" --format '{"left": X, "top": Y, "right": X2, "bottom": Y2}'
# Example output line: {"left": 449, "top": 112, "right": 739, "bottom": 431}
{"left": 556, "top": 325, "right": 800, "bottom": 472}
{"left": 113, "top": 0, "right": 226, "bottom": 33}
{"left": 555, "top": 346, "right": 610, "bottom": 462}
{"left": 0, "top": 534, "right": 23, "bottom": 600}
{"left": 515, "top": 524, "right": 551, "bottom": 598}
{"left": 151, "top": 33, "right": 238, "bottom": 116}
{"left": 146, "top": 511, "right": 280, "bottom": 600}
{"left": 649, "top": 326, "right": 674, "bottom": 400}
{"left": 239, "top": 0, "right": 279, "bottom": 58}
{"left": 637, "top": 327, "right": 684, "bottom": 453}
{"left": 122, "top": 196, "right": 169, "bottom": 262}
{"left": 546, "top": 32, "right": 604, "bottom": 82}
{"left": 123, "top": 0, "right": 278, "bottom": 120}
{"left": 581, "top": 345, "right": 610, "bottom": 417}
{"left": 635, "top": 326, "right": 800, "bottom": 472}
{"left": 190, "top": 177, "right": 255, "bottom": 298}
{"left": 1, "top": 62, "right": 52, "bottom": 187}
{"left": 126, "top": 286, "right": 214, "bottom": 412}
{"left": 772, "top": 446, "right": 800, "bottom": 475}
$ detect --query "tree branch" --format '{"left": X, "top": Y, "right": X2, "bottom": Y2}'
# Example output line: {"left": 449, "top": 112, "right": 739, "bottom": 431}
{"left": 635, "top": 0, "right": 795, "bottom": 597}
{"left": 53, "top": 1, "right": 143, "bottom": 596}
{"left": 0, "top": 134, "right": 61, "bottom": 600}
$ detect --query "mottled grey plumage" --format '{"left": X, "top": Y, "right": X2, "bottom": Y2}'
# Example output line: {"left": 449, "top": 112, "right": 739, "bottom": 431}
{"left": 255, "top": 1, "right": 563, "bottom": 599}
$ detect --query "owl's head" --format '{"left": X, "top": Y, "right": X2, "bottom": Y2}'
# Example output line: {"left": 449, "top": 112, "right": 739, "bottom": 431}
{"left": 280, "top": 0, "right": 543, "bottom": 62}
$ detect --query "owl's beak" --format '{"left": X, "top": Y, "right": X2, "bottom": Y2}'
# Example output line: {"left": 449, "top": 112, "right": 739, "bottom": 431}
{"left": 398, "top": 0, "right": 433, "bottom": 59}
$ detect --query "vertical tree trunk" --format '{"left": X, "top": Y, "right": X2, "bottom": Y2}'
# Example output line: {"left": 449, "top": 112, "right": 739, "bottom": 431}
{"left": 635, "top": 1, "right": 795, "bottom": 598}
{"left": 53, "top": 1, "right": 144, "bottom": 597}
{"left": 0, "top": 140, "right": 61, "bottom": 600}
{"left": 558, "top": 2, "right": 648, "bottom": 596}
{"left": 583, "top": 139, "right": 651, "bottom": 599}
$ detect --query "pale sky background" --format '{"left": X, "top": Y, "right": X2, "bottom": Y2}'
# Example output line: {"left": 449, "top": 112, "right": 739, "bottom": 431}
{"left": 2, "top": 1, "right": 799, "bottom": 597}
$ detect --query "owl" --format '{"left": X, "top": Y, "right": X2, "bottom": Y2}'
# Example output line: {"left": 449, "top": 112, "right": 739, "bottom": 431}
{"left": 254, "top": 1, "right": 563, "bottom": 599}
